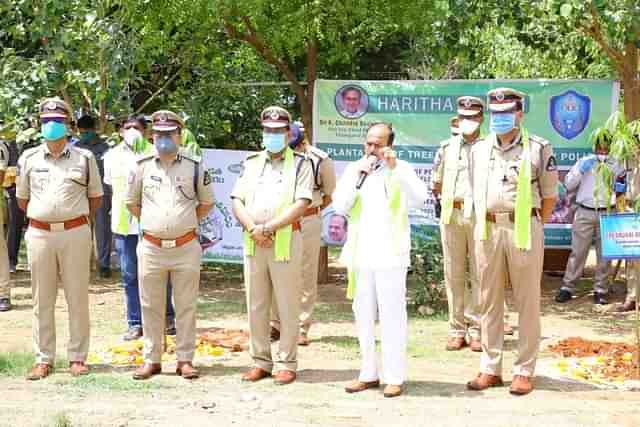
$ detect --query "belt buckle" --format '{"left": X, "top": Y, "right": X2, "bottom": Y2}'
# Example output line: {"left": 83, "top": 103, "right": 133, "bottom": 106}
{"left": 50, "top": 222, "right": 65, "bottom": 232}
{"left": 161, "top": 239, "right": 177, "bottom": 249}
{"left": 495, "top": 212, "right": 511, "bottom": 225}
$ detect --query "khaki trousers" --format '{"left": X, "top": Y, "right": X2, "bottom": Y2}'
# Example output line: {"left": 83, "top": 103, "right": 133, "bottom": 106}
{"left": 139, "top": 238, "right": 201, "bottom": 364}
{"left": 26, "top": 223, "right": 91, "bottom": 364}
{"left": 0, "top": 230, "right": 10, "bottom": 299}
{"left": 475, "top": 214, "right": 543, "bottom": 377}
{"left": 440, "top": 208, "right": 480, "bottom": 338}
{"left": 561, "top": 207, "right": 609, "bottom": 294}
{"left": 271, "top": 214, "right": 322, "bottom": 334}
{"left": 245, "top": 231, "right": 302, "bottom": 372}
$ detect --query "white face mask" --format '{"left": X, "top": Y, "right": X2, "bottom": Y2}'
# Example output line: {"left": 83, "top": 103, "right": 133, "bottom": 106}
{"left": 596, "top": 154, "right": 607, "bottom": 162}
{"left": 459, "top": 119, "right": 480, "bottom": 136}
{"left": 123, "top": 128, "right": 142, "bottom": 147}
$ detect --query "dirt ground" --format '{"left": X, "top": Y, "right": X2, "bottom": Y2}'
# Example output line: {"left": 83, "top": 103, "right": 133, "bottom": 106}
{"left": 2, "top": 258, "right": 640, "bottom": 427}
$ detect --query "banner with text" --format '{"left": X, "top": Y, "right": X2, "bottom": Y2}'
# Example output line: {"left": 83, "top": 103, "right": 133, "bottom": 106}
{"left": 313, "top": 79, "right": 619, "bottom": 247}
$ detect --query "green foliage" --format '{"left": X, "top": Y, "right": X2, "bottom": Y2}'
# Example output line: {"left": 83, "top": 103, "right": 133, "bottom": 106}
{"left": 410, "top": 236, "right": 447, "bottom": 315}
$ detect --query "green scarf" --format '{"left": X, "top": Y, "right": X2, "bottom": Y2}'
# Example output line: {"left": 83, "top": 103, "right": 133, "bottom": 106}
{"left": 477, "top": 129, "right": 532, "bottom": 250}
{"left": 113, "top": 137, "right": 153, "bottom": 234}
{"left": 346, "top": 170, "right": 407, "bottom": 299}
{"left": 243, "top": 147, "right": 296, "bottom": 261}
{"left": 440, "top": 135, "right": 462, "bottom": 225}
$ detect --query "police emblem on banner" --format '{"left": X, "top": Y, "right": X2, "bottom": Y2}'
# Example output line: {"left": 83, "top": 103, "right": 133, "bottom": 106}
{"left": 549, "top": 90, "right": 591, "bottom": 140}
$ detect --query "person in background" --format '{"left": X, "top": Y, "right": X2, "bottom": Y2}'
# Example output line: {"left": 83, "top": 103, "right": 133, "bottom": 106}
{"left": 555, "top": 138, "right": 624, "bottom": 305}
{"left": 270, "top": 122, "right": 336, "bottom": 346}
{"left": 431, "top": 96, "right": 485, "bottom": 352}
{"left": 75, "top": 115, "right": 112, "bottom": 278}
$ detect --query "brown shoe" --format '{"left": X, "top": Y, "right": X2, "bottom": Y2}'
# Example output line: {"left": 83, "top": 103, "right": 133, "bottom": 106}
{"left": 270, "top": 327, "right": 280, "bottom": 342}
{"left": 273, "top": 370, "right": 296, "bottom": 385}
{"left": 69, "top": 361, "right": 89, "bottom": 377}
{"left": 241, "top": 367, "right": 271, "bottom": 382}
{"left": 176, "top": 361, "right": 199, "bottom": 379}
{"left": 344, "top": 379, "right": 380, "bottom": 393}
{"left": 504, "top": 323, "right": 514, "bottom": 335}
{"left": 446, "top": 337, "right": 467, "bottom": 351}
{"left": 469, "top": 337, "right": 482, "bottom": 352}
{"left": 132, "top": 363, "right": 161, "bottom": 380}
{"left": 616, "top": 300, "right": 636, "bottom": 313}
{"left": 466, "top": 373, "right": 504, "bottom": 391}
{"left": 297, "top": 334, "right": 310, "bottom": 346}
{"left": 26, "top": 363, "right": 50, "bottom": 381}
{"left": 383, "top": 384, "right": 403, "bottom": 398}
{"left": 510, "top": 375, "right": 534, "bottom": 395}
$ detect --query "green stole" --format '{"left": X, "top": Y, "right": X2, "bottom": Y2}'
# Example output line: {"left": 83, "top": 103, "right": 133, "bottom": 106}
{"left": 346, "top": 169, "right": 407, "bottom": 299}
{"left": 243, "top": 147, "right": 296, "bottom": 261}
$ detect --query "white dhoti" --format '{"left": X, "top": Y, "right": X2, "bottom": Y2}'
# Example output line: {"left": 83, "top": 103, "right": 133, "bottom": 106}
{"left": 352, "top": 267, "right": 408, "bottom": 386}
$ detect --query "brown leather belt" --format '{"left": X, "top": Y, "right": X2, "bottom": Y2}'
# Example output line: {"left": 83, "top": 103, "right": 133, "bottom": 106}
{"left": 453, "top": 200, "right": 464, "bottom": 209}
{"left": 303, "top": 207, "right": 321, "bottom": 217}
{"left": 292, "top": 221, "right": 301, "bottom": 232}
{"left": 486, "top": 209, "right": 539, "bottom": 223}
{"left": 29, "top": 216, "right": 88, "bottom": 232}
{"left": 143, "top": 230, "right": 197, "bottom": 248}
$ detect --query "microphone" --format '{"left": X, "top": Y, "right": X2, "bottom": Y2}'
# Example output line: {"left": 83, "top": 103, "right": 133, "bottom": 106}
{"left": 356, "top": 155, "right": 378, "bottom": 189}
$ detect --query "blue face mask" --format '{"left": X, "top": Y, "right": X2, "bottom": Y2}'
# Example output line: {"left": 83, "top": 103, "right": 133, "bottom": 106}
{"left": 489, "top": 113, "right": 516, "bottom": 135}
{"left": 41, "top": 121, "right": 66, "bottom": 141}
{"left": 262, "top": 132, "right": 287, "bottom": 153}
{"left": 155, "top": 135, "right": 178, "bottom": 155}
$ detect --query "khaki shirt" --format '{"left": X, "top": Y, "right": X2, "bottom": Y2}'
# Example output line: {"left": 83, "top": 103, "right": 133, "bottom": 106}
{"left": 126, "top": 153, "right": 215, "bottom": 239}
{"left": 479, "top": 132, "right": 558, "bottom": 212}
{"left": 16, "top": 143, "right": 103, "bottom": 222}
{"left": 231, "top": 151, "right": 313, "bottom": 223}
{"left": 432, "top": 136, "right": 476, "bottom": 202}
{"left": 304, "top": 145, "right": 336, "bottom": 208}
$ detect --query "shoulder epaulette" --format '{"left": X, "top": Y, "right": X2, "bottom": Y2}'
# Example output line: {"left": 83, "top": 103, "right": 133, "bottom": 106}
{"left": 308, "top": 145, "right": 328, "bottom": 160}
{"left": 136, "top": 152, "right": 156, "bottom": 163}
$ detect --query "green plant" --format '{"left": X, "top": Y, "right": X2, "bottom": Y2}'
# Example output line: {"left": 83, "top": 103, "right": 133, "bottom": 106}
{"left": 410, "top": 236, "right": 447, "bottom": 315}
{"left": 49, "top": 412, "right": 72, "bottom": 427}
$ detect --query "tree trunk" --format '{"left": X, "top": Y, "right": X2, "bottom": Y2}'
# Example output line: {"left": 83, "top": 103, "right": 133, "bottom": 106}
{"left": 622, "top": 43, "right": 640, "bottom": 121}
{"left": 303, "top": 38, "right": 318, "bottom": 144}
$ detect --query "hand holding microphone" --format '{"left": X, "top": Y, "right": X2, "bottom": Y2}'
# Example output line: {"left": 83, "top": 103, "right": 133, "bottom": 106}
{"left": 356, "top": 155, "right": 378, "bottom": 189}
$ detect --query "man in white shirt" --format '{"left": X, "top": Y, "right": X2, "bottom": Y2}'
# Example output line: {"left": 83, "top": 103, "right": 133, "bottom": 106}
{"left": 556, "top": 142, "right": 625, "bottom": 305}
{"left": 333, "top": 123, "right": 428, "bottom": 398}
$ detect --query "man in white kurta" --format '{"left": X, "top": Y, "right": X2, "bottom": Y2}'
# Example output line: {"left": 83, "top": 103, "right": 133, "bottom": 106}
{"left": 333, "top": 123, "right": 428, "bottom": 398}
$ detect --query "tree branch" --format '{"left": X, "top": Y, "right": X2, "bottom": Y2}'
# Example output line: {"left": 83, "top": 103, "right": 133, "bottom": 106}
{"left": 134, "top": 68, "right": 184, "bottom": 114}
{"left": 223, "top": 16, "right": 306, "bottom": 102}
{"left": 578, "top": 4, "right": 625, "bottom": 71}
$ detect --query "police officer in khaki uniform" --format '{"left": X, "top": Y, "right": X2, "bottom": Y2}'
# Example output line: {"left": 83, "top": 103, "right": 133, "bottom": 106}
{"left": 17, "top": 98, "right": 104, "bottom": 380}
{"left": 231, "top": 106, "right": 313, "bottom": 385}
{"left": 271, "top": 122, "right": 336, "bottom": 346}
{"left": 0, "top": 119, "right": 11, "bottom": 312}
{"left": 467, "top": 88, "right": 558, "bottom": 396}
{"left": 126, "top": 110, "right": 214, "bottom": 380}
{"left": 432, "top": 97, "right": 484, "bottom": 352}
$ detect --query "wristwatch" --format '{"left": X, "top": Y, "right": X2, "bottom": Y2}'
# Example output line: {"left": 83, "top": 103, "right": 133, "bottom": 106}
{"left": 262, "top": 224, "right": 275, "bottom": 237}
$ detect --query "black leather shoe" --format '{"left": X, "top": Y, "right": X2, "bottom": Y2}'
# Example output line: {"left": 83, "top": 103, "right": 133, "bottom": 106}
{"left": 593, "top": 292, "right": 608, "bottom": 305}
{"left": 0, "top": 298, "right": 11, "bottom": 312}
{"left": 99, "top": 267, "right": 112, "bottom": 278}
{"left": 555, "top": 290, "right": 572, "bottom": 303}
{"left": 123, "top": 326, "right": 143, "bottom": 341}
